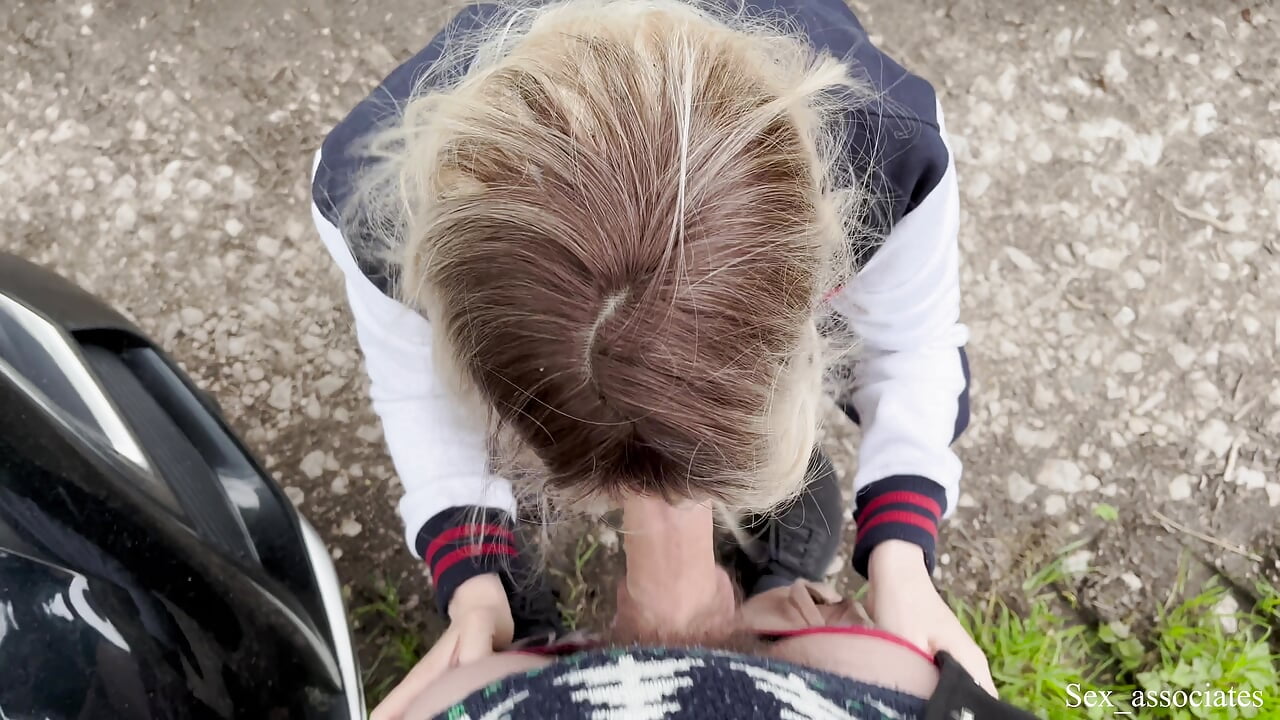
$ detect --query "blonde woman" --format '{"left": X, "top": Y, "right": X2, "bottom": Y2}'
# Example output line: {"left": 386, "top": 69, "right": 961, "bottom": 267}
{"left": 309, "top": 0, "right": 979, "bottom": 710}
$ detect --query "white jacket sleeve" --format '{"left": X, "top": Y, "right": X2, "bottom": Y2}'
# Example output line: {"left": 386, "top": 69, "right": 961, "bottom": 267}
{"left": 309, "top": 193, "right": 516, "bottom": 555}
{"left": 827, "top": 105, "right": 969, "bottom": 576}
{"left": 828, "top": 149, "right": 967, "bottom": 513}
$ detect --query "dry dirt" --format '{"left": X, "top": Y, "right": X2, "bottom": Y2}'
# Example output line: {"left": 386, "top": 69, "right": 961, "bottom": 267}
{"left": 3, "top": 0, "right": 1278, "bottom": 690}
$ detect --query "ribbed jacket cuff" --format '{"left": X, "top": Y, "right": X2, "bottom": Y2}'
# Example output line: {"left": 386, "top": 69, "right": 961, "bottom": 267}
{"left": 415, "top": 506, "right": 518, "bottom": 617}
{"left": 851, "top": 475, "right": 947, "bottom": 578}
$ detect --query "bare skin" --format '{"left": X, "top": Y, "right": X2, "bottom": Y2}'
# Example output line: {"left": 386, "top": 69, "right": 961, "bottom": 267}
{"left": 372, "top": 497, "right": 989, "bottom": 720}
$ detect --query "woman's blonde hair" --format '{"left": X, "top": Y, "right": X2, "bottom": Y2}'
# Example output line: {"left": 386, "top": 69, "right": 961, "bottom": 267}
{"left": 350, "top": 0, "right": 869, "bottom": 515}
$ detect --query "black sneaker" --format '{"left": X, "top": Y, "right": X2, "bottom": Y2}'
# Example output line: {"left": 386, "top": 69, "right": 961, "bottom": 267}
{"left": 730, "top": 449, "right": 846, "bottom": 598}
{"left": 504, "top": 547, "right": 567, "bottom": 643}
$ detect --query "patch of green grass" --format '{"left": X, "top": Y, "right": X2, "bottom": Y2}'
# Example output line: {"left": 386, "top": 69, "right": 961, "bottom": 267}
{"left": 1093, "top": 503, "right": 1119, "bottom": 522}
{"left": 955, "top": 556, "right": 1280, "bottom": 720}
{"left": 1121, "top": 581, "right": 1279, "bottom": 719}
{"left": 550, "top": 534, "right": 601, "bottom": 630}
{"left": 353, "top": 579, "right": 428, "bottom": 706}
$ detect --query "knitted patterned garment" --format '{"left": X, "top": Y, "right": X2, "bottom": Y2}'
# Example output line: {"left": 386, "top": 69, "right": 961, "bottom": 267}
{"left": 433, "top": 647, "right": 927, "bottom": 720}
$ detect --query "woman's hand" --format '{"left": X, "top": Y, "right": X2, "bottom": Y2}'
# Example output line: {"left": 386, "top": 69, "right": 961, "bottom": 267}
{"left": 864, "top": 540, "right": 996, "bottom": 696}
{"left": 371, "top": 574, "right": 514, "bottom": 720}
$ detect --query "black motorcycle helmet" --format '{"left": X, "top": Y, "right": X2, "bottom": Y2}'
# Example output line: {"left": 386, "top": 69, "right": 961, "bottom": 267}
{"left": 0, "top": 254, "right": 364, "bottom": 719}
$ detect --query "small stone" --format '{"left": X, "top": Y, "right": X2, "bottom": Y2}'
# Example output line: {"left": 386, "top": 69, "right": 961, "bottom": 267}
{"left": 1063, "top": 549, "right": 1093, "bottom": 574}
{"left": 232, "top": 175, "right": 255, "bottom": 202}
{"left": 1032, "top": 383, "right": 1056, "bottom": 409}
{"left": 958, "top": 493, "right": 977, "bottom": 509}
{"left": 340, "top": 518, "right": 363, "bottom": 537}
{"left": 112, "top": 174, "right": 138, "bottom": 198}
{"left": 330, "top": 475, "right": 349, "bottom": 495}
{"left": 80, "top": 3, "right": 94, "bottom": 17}
{"left": 1266, "top": 483, "right": 1280, "bottom": 507}
{"left": 114, "top": 204, "right": 137, "bottom": 231}
{"left": 185, "top": 178, "right": 213, "bottom": 200}
{"left": 1097, "top": 450, "right": 1114, "bottom": 471}
{"left": 1004, "top": 246, "right": 1039, "bottom": 271}
{"left": 1037, "top": 459, "right": 1083, "bottom": 493}
{"left": 1007, "top": 473, "right": 1037, "bottom": 503}
{"left": 1226, "top": 241, "right": 1260, "bottom": 260}
{"left": 179, "top": 307, "right": 205, "bottom": 325}
{"left": 1169, "top": 474, "right": 1193, "bottom": 501}
{"left": 1234, "top": 467, "right": 1267, "bottom": 490}
{"left": 1192, "top": 380, "right": 1221, "bottom": 405}
{"left": 225, "top": 218, "right": 244, "bottom": 237}
{"left": 1085, "top": 248, "right": 1127, "bottom": 270}
{"left": 1030, "top": 142, "right": 1053, "bottom": 164}
{"left": 1052, "top": 27, "right": 1073, "bottom": 55}
{"left": 996, "top": 67, "right": 1018, "bottom": 101}
{"left": 256, "top": 236, "right": 281, "bottom": 256}
{"left": 1044, "top": 494, "right": 1067, "bottom": 516}
{"left": 1197, "top": 419, "right": 1234, "bottom": 457}
{"left": 1214, "top": 595, "right": 1239, "bottom": 634}
{"left": 1127, "top": 133, "right": 1164, "bottom": 166}
{"left": 284, "top": 486, "right": 305, "bottom": 507}
{"left": 1114, "top": 351, "right": 1143, "bottom": 374}
{"left": 300, "top": 450, "right": 326, "bottom": 479}
{"left": 1083, "top": 474, "right": 1101, "bottom": 491}
{"left": 1170, "top": 344, "right": 1197, "bottom": 370}
{"left": 333, "top": 407, "right": 351, "bottom": 423}
{"left": 1256, "top": 138, "right": 1280, "bottom": 173}
{"left": 1123, "top": 270, "right": 1146, "bottom": 290}
{"left": 1102, "top": 50, "right": 1128, "bottom": 86}
{"left": 1190, "top": 103, "right": 1218, "bottom": 136}
{"left": 315, "top": 374, "right": 347, "bottom": 398}
{"left": 597, "top": 526, "right": 619, "bottom": 552}
{"left": 247, "top": 366, "right": 265, "bottom": 382}
{"left": 1014, "top": 426, "right": 1058, "bottom": 449}
{"left": 356, "top": 425, "right": 382, "bottom": 443}
{"left": 267, "top": 379, "right": 293, "bottom": 411}
{"left": 1120, "top": 572, "right": 1142, "bottom": 592}
{"left": 1112, "top": 307, "right": 1136, "bottom": 327}
{"left": 966, "top": 172, "right": 991, "bottom": 200}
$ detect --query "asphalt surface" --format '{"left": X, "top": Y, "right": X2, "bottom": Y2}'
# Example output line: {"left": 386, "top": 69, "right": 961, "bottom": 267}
{"left": 3, "top": 0, "right": 1278, "bottom": 672}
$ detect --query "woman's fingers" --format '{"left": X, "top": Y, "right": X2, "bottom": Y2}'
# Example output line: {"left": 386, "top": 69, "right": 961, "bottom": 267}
{"left": 947, "top": 636, "right": 997, "bottom": 696}
{"left": 454, "top": 612, "right": 501, "bottom": 664}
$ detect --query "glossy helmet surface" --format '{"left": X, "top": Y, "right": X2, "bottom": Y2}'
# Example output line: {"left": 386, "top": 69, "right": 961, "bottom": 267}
{"left": 0, "top": 253, "right": 363, "bottom": 719}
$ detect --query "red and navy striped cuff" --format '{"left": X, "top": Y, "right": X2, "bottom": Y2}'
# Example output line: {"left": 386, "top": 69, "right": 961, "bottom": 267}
{"left": 851, "top": 476, "right": 947, "bottom": 578}
{"left": 415, "top": 507, "right": 518, "bottom": 616}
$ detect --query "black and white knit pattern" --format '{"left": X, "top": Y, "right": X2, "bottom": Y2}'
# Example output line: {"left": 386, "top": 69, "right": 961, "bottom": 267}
{"left": 433, "top": 648, "right": 926, "bottom": 720}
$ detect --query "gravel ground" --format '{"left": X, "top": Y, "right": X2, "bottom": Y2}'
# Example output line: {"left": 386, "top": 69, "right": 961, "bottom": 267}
{"left": 3, "top": 0, "right": 1278, "bottom": 680}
